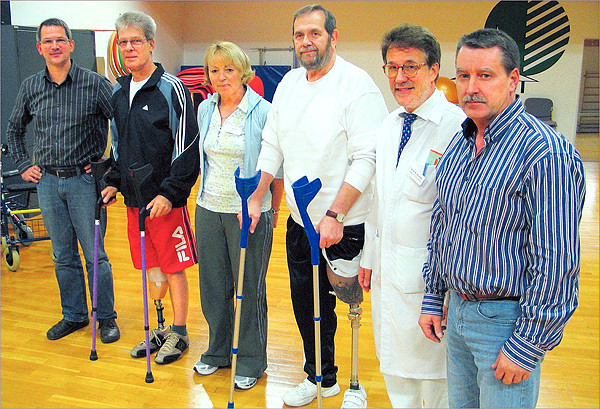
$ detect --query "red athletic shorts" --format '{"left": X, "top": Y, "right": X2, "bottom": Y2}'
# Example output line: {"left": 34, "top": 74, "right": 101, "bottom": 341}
{"left": 126, "top": 206, "right": 197, "bottom": 273}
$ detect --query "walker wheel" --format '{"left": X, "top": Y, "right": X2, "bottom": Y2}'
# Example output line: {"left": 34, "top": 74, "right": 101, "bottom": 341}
{"left": 3, "top": 247, "right": 20, "bottom": 271}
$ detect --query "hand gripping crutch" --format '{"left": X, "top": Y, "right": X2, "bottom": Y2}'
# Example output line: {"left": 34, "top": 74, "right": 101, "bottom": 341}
{"left": 128, "top": 162, "right": 155, "bottom": 384}
{"left": 292, "top": 176, "right": 323, "bottom": 409}
{"left": 227, "top": 167, "right": 261, "bottom": 408}
{"left": 89, "top": 158, "right": 113, "bottom": 361}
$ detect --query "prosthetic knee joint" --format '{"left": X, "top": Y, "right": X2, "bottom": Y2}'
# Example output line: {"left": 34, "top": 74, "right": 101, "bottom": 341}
{"left": 148, "top": 268, "right": 168, "bottom": 329}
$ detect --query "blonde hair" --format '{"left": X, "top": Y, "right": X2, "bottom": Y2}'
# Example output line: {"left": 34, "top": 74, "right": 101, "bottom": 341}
{"left": 204, "top": 41, "right": 255, "bottom": 85}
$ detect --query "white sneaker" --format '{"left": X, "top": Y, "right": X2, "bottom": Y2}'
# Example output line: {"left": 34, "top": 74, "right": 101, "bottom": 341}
{"left": 282, "top": 378, "right": 340, "bottom": 407}
{"left": 340, "top": 385, "right": 367, "bottom": 408}
{"left": 193, "top": 360, "right": 218, "bottom": 375}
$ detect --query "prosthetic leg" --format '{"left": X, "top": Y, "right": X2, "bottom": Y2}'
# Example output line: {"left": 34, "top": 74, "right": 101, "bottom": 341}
{"left": 326, "top": 259, "right": 367, "bottom": 408}
{"left": 148, "top": 268, "right": 168, "bottom": 330}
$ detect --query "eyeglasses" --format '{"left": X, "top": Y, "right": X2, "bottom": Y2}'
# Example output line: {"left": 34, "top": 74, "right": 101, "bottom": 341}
{"left": 117, "top": 38, "right": 149, "bottom": 48}
{"left": 382, "top": 62, "right": 427, "bottom": 79}
{"left": 40, "top": 38, "right": 71, "bottom": 46}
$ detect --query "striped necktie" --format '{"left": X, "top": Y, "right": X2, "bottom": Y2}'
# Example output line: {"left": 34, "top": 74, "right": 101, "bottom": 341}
{"left": 397, "top": 113, "right": 418, "bottom": 166}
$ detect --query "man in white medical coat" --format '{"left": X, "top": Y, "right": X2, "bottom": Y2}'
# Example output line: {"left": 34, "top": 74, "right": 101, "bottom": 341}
{"left": 358, "top": 24, "right": 465, "bottom": 408}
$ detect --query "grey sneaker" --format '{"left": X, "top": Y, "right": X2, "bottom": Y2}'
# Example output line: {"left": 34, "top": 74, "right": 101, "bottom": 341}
{"left": 193, "top": 360, "right": 218, "bottom": 375}
{"left": 155, "top": 331, "right": 189, "bottom": 364}
{"left": 130, "top": 325, "right": 171, "bottom": 358}
{"left": 234, "top": 375, "right": 258, "bottom": 390}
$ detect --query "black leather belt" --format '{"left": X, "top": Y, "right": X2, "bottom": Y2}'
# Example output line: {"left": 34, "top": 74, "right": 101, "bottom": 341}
{"left": 44, "top": 166, "right": 86, "bottom": 178}
{"left": 457, "top": 293, "right": 520, "bottom": 302}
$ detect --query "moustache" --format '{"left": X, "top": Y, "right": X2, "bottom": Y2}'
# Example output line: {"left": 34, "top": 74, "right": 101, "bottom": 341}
{"left": 395, "top": 81, "right": 414, "bottom": 89}
{"left": 462, "top": 95, "right": 487, "bottom": 103}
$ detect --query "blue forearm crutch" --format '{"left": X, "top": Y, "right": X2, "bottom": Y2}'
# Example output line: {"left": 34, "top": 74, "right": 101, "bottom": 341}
{"left": 292, "top": 175, "right": 323, "bottom": 409}
{"left": 228, "top": 167, "right": 261, "bottom": 408}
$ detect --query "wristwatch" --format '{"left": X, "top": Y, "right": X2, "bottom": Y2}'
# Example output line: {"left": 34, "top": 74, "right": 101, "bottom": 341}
{"left": 326, "top": 209, "right": 345, "bottom": 223}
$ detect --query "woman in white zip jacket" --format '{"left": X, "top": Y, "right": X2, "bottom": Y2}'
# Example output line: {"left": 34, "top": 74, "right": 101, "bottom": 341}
{"left": 192, "top": 42, "right": 283, "bottom": 390}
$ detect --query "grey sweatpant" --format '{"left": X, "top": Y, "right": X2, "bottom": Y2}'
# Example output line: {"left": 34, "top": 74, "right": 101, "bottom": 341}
{"left": 195, "top": 205, "right": 273, "bottom": 377}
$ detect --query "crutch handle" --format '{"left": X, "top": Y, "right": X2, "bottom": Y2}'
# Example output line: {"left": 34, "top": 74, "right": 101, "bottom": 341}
{"left": 291, "top": 176, "right": 322, "bottom": 265}
{"left": 234, "top": 167, "right": 261, "bottom": 249}
{"left": 128, "top": 162, "right": 154, "bottom": 208}
{"left": 90, "top": 158, "right": 113, "bottom": 196}
{"left": 128, "top": 163, "right": 154, "bottom": 229}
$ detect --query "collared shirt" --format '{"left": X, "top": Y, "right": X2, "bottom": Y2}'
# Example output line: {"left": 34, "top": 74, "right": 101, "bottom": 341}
{"left": 421, "top": 98, "right": 585, "bottom": 372}
{"left": 6, "top": 61, "right": 113, "bottom": 173}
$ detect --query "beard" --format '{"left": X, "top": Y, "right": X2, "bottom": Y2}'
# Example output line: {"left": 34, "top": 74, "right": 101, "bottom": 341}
{"left": 297, "top": 35, "right": 333, "bottom": 71}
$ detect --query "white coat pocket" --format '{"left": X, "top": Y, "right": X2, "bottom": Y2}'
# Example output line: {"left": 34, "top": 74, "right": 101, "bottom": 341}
{"left": 402, "top": 161, "right": 438, "bottom": 204}
{"left": 390, "top": 245, "right": 428, "bottom": 294}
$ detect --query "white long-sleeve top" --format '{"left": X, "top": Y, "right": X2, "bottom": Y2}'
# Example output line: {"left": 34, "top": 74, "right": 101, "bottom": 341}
{"left": 257, "top": 56, "right": 388, "bottom": 227}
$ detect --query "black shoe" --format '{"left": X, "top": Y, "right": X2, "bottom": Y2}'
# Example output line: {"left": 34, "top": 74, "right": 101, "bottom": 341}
{"left": 47, "top": 318, "right": 89, "bottom": 340}
{"left": 98, "top": 318, "right": 120, "bottom": 344}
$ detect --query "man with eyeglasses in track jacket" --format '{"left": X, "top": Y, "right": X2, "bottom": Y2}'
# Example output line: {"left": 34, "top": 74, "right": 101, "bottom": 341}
{"left": 102, "top": 11, "right": 199, "bottom": 365}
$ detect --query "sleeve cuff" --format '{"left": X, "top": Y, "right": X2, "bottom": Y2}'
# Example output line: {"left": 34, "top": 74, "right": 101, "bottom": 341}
{"left": 502, "top": 332, "right": 545, "bottom": 372}
{"left": 256, "top": 157, "right": 281, "bottom": 179}
{"left": 17, "top": 159, "right": 33, "bottom": 174}
{"left": 421, "top": 293, "right": 445, "bottom": 316}
{"left": 344, "top": 166, "right": 373, "bottom": 193}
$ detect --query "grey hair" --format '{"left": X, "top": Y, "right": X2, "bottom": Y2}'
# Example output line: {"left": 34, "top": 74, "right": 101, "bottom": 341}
{"left": 292, "top": 4, "right": 336, "bottom": 36}
{"left": 115, "top": 11, "right": 157, "bottom": 40}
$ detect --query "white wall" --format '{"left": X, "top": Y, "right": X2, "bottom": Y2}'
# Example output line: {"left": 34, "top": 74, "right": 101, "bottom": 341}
{"left": 183, "top": 39, "right": 584, "bottom": 139}
{"left": 9, "top": 1, "right": 184, "bottom": 82}
{"left": 8, "top": 0, "right": 599, "bottom": 142}
{"left": 177, "top": 1, "right": 598, "bottom": 143}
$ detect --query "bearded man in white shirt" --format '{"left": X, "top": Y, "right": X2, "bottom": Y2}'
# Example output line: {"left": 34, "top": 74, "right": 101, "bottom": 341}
{"left": 247, "top": 4, "right": 388, "bottom": 408}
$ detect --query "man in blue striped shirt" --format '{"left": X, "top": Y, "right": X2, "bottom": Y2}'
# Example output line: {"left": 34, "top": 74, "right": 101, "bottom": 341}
{"left": 418, "top": 29, "right": 585, "bottom": 408}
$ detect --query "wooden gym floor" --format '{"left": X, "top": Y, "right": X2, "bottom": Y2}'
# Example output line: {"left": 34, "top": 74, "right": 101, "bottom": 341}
{"left": 1, "top": 135, "right": 598, "bottom": 408}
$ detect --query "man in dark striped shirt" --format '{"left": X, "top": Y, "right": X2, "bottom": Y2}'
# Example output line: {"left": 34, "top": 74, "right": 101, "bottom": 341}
{"left": 5, "top": 18, "right": 119, "bottom": 343}
{"left": 418, "top": 29, "right": 585, "bottom": 408}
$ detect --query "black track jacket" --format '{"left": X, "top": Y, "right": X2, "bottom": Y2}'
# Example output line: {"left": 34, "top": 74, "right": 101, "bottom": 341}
{"left": 106, "top": 64, "right": 199, "bottom": 208}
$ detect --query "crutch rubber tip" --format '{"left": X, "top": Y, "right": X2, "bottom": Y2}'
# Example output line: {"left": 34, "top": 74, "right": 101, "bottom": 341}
{"left": 145, "top": 372, "right": 154, "bottom": 383}
{"left": 227, "top": 401, "right": 234, "bottom": 408}
{"left": 89, "top": 351, "right": 98, "bottom": 361}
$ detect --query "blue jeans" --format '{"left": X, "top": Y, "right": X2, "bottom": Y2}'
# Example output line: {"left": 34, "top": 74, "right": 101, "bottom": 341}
{"left": 37, "top": 171, "right": 116, "bottom": 322}
{"left": 446, "top": 291, "right": 542, "bottom": 408}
